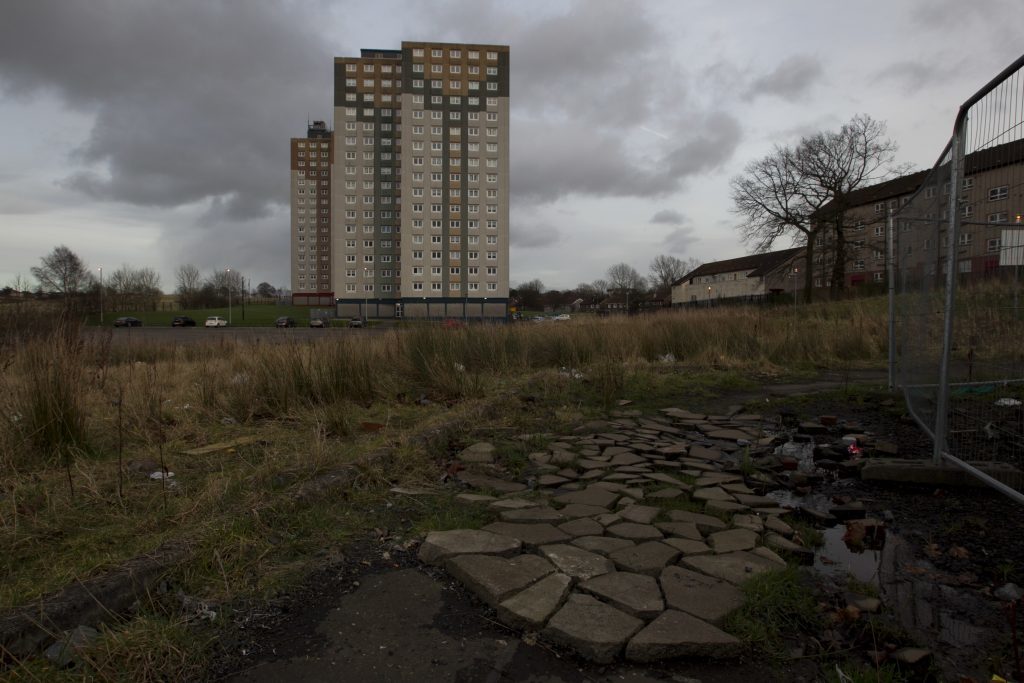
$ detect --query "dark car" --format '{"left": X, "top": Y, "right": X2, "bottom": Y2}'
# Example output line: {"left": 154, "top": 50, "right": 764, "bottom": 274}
{"left": 171, "top": 316, "right": 196, "bottom": 327}
{"left": 275, "top": 316, "right": 297, "bottom": 328}
{"left": 113, "top": 316, "right": 142, "bottom": 327}
{"left": 348, "top": 317, "right": 365, "bottom": 328}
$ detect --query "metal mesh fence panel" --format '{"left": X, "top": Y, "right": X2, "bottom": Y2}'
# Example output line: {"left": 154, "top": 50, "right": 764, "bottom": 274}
{"left": 894, "top": 55, "right": 1024, "bottom": 498}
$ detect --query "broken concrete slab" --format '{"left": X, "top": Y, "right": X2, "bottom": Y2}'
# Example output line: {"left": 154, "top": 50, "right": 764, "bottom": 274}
{"left": 659, "top": 566, "right": 744, "bottom": 625}
{"left": 618, "top": 505, "right": 660, "bottom": 525}
{"left": 559, "top": 503, "right": 611, "bottom": 519}
{"left": 653, "top": 522, "right": 703, "bottom": 541}
{"left": 444, "top": 553, "right": 554, "bottom": 607}
{"left": 482, "top": 522, "right": 571, "bottom": 547}
{"left": 499, "top": 506, "right": 567, "bottom": 524}
{"left": 681, "top": 551, "right": 781, "bottom": 585}
{"left": 707, "top": 529, "right": 759, "bottom": 554}
{"left": 543, "top": 594, "right": 644, "bottom": 664}
{"left": 666, "top": 510, "right": 728, "bottom": 534}
{"left": 553, "top": 487, "right": 619, "bottom": 509}
{"left": 557, "top": 517, "right": 605, "bottom": 537}
{"left": 538, "top": 544, "right": 615, "bottom": 581}
{"left": 625, "top": 610, "right": 742, "bottom": 662}
{"left": 418, "top": 529, "right": 522, "bottom": 565}
{"left": 571, "top": 536, "right": 636, "bottom": 556}
{"left": 692, "top": 487, "right": 735, "bottom": 502}
{"left": 457, "top": 472, "right": 528, "bottom": 494}
{"left": 579, "top": 571, "right": 665, "bottom": 619}
{"left": 496, "top": 572, "right": 573, "bottom": 631}
{"left": 660, "top": 537, "right": 711, "bottom": 556}
{"left": 606, "top": 523, "right": 665, "bottom": 541}
{"left": 609, "top": 541, "right": 680, "bottom": 576}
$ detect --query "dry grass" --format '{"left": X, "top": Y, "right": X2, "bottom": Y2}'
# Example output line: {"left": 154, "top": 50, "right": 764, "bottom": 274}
{"left": 0, "top": 299, "right": 892, "bottom": 680}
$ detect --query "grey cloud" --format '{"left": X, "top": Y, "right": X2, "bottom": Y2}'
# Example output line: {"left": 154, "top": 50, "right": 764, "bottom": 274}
{"left": 663, "top": 113, "right": 743, "bottom": 178}
{"left": 0, "top": 1, "right": 331, "bottom": 220}
{"left": 874, "top": 60, "right": 967, "bottom": 94}
{"left": 510, "top": 221, "right": 561, "bottom": 248}
{"left": 662, "top": 227, "right": 697, "bottom": 254}
{"left": 650, "top": 209, "right": 686, "bottom": 225}
{"left": 743, "top": 55, "right": 823, "bottom": 101}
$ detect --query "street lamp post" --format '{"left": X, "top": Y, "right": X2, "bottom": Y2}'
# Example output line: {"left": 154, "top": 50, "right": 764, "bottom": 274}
{"left": 98, "top": 266, "right": 103, "bottom": 324}
{"left": 226, "top": 268, "right": 232, "bottom": 324}
{"left": 363, "top": 267, "right": 369, "bottom": 320}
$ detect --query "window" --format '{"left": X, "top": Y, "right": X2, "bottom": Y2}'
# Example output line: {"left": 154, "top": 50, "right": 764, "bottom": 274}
{"left": 989, "top": 212, "right": 1009, "bottom": 223}
{"left": 962, "top": 177, "right": 974, "bottom": 190}
{"left": 431, "top": 251, "right": 441, "bottom": 260}
{"left": 874, "top": 202, "right": 884, "bottom": 214}
{"left": 990, "top": 185, "right": 1009, "bottom": 201}
{"left": 874, "top": 226, "right": 884, "bottom": 237}
{"left": 486, "top": 251, "right": 497, "bottom": 260}
{"left": 413, "top": 49, "right": 424, "bottom": 58}
{"left": 431, "top": 282, "right": 442, "bottom": 291}
{"left": 958, "top": 233, "right": 972, "bottom": 245}
{"left": 468, "top": 251, "right": 479, "bottom": 259}
{"left": 432, "top": 49, "right": 442, "bottom": 58}
{"left": 873, "top": 272, "right": 884, "bottom": 283}
{"left": 487, "top": 283, "right": 497, "bottom": 291}
{"left": 961, "top": 205, "right": 974, "bottom": 218}
{"left": 345, "top": 63, "right": 356, "bottom": 72}
{"left": 988, "top": 237, "right": 1002, "bottom": 253}
{"left": 486, "top": 51, "right": 497, "bottom": 60}
{"left": 412, "top": 250, "right": 423, "bottom": 260}
{"left": 959, "top": 260, "right": 972, "bottom": 273}
{"left": 412, "top": 282, "right": 423, "bottom": 291}
{"left": 430, "top": 266, "right": 442, "bottom": 275}
{"left": 925, "top": 187, "right": 935, "bottom": 199}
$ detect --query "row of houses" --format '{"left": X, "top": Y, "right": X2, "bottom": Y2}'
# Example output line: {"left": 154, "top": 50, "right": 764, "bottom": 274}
{"left": 671, "top": 140, "right": 1023, "bottom": 306}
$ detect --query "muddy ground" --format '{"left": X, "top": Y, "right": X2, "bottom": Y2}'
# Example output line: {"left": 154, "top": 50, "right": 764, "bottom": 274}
{"left": 209, "top": 376, "right": 1024, "bottom": 683}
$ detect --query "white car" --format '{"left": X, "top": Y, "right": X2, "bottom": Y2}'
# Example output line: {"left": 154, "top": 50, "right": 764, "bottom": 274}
{"left": 205, "top": 316, "right": 228, "bottom": 327}
{"left": 553, "top": 314, "right": 571, "bottom": 321}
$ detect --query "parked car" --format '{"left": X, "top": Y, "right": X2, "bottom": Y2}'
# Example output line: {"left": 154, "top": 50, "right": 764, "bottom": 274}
{"left": 113, "top": 316, "right": 142, "bottom": 327}
{"left": 171, "top": 316, "right": 196, "bottom": 327}
{"left": 204, "top": 316, "right": 228, "bottom": 327}
{"left": 348, "top": 317, "right": 365, "bottom": 328}
{"left": 275, "top": 316, "right": 296, "bottom": 328}
{"left": 309, "top": 318, "right": 328, "bottom": 328}
{"left": 552, "top": 314, "right": 571, "bottom": 321}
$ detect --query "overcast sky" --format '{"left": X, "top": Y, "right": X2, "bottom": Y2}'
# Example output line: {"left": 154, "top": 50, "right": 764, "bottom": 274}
{"left": 1, "top": 0, "right": 1021, "bottom": 292}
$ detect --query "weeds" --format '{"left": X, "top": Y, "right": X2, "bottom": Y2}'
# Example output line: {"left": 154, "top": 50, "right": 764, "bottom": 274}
{"left": 724, "top": 566, "right": 822, "bottom": 660}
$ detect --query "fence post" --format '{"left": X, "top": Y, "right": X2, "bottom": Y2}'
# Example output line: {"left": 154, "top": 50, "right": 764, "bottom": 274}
{"left": 887, "top": 208, "right": 896, "bottom": 391}
{"left": 933, "top": 128, "right": 965, "bottom": 465}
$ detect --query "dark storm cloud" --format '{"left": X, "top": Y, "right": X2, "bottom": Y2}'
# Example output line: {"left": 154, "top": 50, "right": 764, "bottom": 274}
{"left": 743, "top": 55, "right": 823, "bottom": 101}
{"left": 0, "top": 1, "right": 332, "bottom": 219}
{"left": 650, "top": 209, "right": 686, "bottom": 226}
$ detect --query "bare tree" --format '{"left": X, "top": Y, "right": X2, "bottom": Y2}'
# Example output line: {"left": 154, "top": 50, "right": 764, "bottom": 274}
{"left": 606, "top": 263, "right": 646, "bottom": 293}
{"left": 175, "top": 264, "right": 202, "bottom": 308}
{"left": 513, "top": 279, "right": 545, "bottom": 310}
{"left": 649, "top": 255, "right": 688, "bottom": 296}
{"left": 801, "top": 114, "right": 899, "bottom": 295}
{"left": 590, "top": 279, "right": 609, "bottom": 296}
{"left": 31, "top": 245, "right": 93, "bottom": 307}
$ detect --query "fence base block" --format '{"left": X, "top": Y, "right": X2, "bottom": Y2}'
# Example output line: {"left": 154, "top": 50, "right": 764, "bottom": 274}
{"left": 861, "top": 458, "right": 1024, "bottom": 490}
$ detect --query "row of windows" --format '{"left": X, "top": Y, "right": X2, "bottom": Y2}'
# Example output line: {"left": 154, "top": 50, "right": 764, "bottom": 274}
{"left": 408, "top": 251, "right": 498, "bottom": 260}
{"left": 296, "top": 142, "right": 329, "bottom": 148}
{"left": 410, "top": 203, "right": 500, "bottom": 213}
{"left": 409, "top": 79, "right": 500, "bottom": 91}
{"left": 297, "top": 151, "right": 330, "bottom": 158}
{"left": 875, "top": 184, "right": 1013, "bottom": 212}
{"left": 408, "top": 235, "right": 497, "bottom": 245}
{"left": 341, "top": 101, "right": 498, "bottom": 117}
{"left": 409, "top": 48, "right": 499, "bottom": 60}
{"left": 410, "top": 64, "right": 498, "bottom": 76}
{"left": 410, "top": 188, "right": 499, "bottom": 198}
{"left": 410, "top": 282, "right": 498, "bottom": 292}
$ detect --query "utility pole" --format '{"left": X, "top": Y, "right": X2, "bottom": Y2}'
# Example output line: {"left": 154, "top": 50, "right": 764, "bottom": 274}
{"left": 226, "top": 267, "right": 232, "bottom": 324}
{"left": 98, "top": 266, "right": 103, "bottom": 324}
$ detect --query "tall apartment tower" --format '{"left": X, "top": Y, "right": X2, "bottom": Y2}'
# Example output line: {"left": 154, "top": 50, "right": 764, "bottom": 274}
{"left": 289, "top": 121, "right": 334, "bottom": 305}
{"left": 294, "top": 41, "right": 509, "bottom": 319}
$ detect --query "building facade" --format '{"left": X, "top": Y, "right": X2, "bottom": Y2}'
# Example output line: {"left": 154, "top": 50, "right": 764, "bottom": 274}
{"left": 291, "top": 41, "right": 511, "bottom": 319}
{"left": 671, "top": 248, "right": 804, "bottom": 305}
{"left": 813, "top": 140, "right": 1023, "bottom": 290}
{"left": 290, "top": 121, "right": 334, "bottom": 305}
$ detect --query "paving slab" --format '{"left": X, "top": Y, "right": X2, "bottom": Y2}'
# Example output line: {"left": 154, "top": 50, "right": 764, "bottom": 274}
{"left": 577, "top": 459, "right": 612, "bottom": 471}
{"left": 579, "top": 571, "right": 665, "bottom": 619}
{"left": 705, "top": 499, "right": 749, "bottom": 515}
{"left": 707, "top": 528, "right": 759, "bottom": 554}
{"left": 537, "top": 474, "right": 572, "bottom": 487}
{"left": 553, "top": 487, "right": 620, "bottom": 509}
{"left": 538, "top": 544, "right": 615, "bottom": 581}
{"left": 456, "top": 493, "right": 497, "bottom": 504}
{"left": 765, "top": 515, "right": 794, "bottom": 537}
{"left": 692, "top": 487, "right": 735, "bottom": 502}
{"left": 593, "top": 512, "right": 623, "bottom": 527}
{"left": 458, "top": 442, "right": 496, "bottom": 463}
{"left": 609, "top": 452, "right": 648, "bottom": 466}
{"left": 731, "top": 514, "right": 764, "bottom": 534}
{"left": 618, "top": 505, "right": 661, "bottom": 525}
{"left": 704, "top": 429, "right": 756, "bottom": 442}
{"left": 661, "top": 537, "right": 712, "bottom": 556}
{"left": 659, "top": 566, "right": 744, "bottom": 625}
{"left": 482, "top": 522, "right": 571, "bottom": 547}
{"left": 666, "top": 510, "right": 728, "bottom": 533}
{"left": 557, "top": 517, "right": 605, "bottom": 537}
{"left": 542, "top": 594, "right": 644, "bottom": 664}
{"left": 609, "top": 541, "right": 680, "bottom": 576}
{"left": 571, "top": 535, "right": 636, "bottom": 556}
{"left": 488, "top": 498, "right": 540, "bottom": 511}
{"left": 606, "top": 522, "right": 664, "bottom": 541}
{"left": 646, "top": 487, "right": 684, "bottom": 499}
{"left": 444, "top": 553, "right": 554, "bottom": 607}
{"left": 496, "top": 572, "right": 573, "bottom": 630}
{"left": 764, "top": 532, "right": 815, "bottom": 564}
{"left": 499, "top": 506, "right": 567, "bottom": 523}
{"left": 418, "top": 529, "right": 522, "bottom": 565}
{"left": 733, "top": 493, "right": 779, "bottom": 507}
{"left": 559, "top": 503, "right": 611, "bottom": 519}
{"left": 688, "top": 445, "right": 724, "bottom": 461}
{"left": 750, "top": 546, "right": 788, "bottom": 567}
{"left": 457, "top": 472, "right": 527, "bottom": 494}
{"left": 681, "top": 550, "right": 781, "bottom": 585}
{"left": 653, "top": 521, "right": 703, "bottom": 541}
{"left": 644, "top": 473, "right": 692, "bottom": 489}
{"left": 625, "top": 609, "right": 742, "bottom": 662}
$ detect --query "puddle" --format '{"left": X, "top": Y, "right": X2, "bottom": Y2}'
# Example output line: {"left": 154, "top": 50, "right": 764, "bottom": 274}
{"left": 813, "top": 525, "right": 884, "bottom": 586}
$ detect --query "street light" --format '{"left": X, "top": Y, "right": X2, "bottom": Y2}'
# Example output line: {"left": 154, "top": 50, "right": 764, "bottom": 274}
{"left": 226, "top": 268, "right": 232, "bottom": 324}
{"left": 363, "top": 267, "right": 369, "bottom": 320}
{"left": 97, "top": 266, "right": 103, "bottom": 324}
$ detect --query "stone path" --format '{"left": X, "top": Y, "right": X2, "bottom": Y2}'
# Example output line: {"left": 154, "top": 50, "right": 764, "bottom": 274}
{"left": 419, "top": 408, "right": 811, "bottom": 664}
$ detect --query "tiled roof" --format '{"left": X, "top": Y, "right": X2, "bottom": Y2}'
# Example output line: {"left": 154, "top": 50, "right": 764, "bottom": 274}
{"left": 674, "top": 247, "right": 803, "bottom": 285}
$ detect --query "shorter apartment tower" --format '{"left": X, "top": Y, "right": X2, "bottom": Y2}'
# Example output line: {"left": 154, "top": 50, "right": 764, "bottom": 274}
{"left": 290, "top": 121, "right": 334, "bottom": 306}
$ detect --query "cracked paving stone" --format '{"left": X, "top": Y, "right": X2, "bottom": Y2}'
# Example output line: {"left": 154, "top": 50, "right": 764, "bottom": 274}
{"left": 499, "top": 506, "right": 567, "bottom": 523}
{"left": 538, "top": 544, "right": 615, "bottom": 581}
{"left": 661, "top": 537, "right": 712, "bottom": 556}
{"left": 542, "top": 594, "right": 644, "bottom": 663}
{"left": 444, "top": 553, "right": 554, "bottom": 607}
{"left": 654, "top": 522, "right": 703, "bottom": 541}
{"left": 571, "top": 535, "right": 636, "bottom": 556}
{"left": 557, "top": 517, "right": 605, "bottom": 537}
{"left": 553, "top": 487, "right": 620, "bottom": 509}
{"left": 707, "top": 528, "right": 759, "bottom": 554}
{"left": 579, "top": 571, "right": 665, "bottom": 619}
{"left": 418, "top": 529, "right": 521, "bottom": 565}
{"left": 482, "top": 522, "right": 571, "bottom": 547}
{"left": 496, "top": 572, "right": 573, "bottom": 631}
{"left": 625, "top": 609, "right": 742, "bottom": 662}
{"left": 681, "top": 550, "right": 782, "bottom": 585}
{"left": 659, "top": 566, "right": 744, "bottom": 625}
{"left": 608, "top": 541, "right": 680, "bottom": 576}
{"left": 606, "top": 522, "right": 664, "bottom": 541}
{"left": 618, "top": 505, "right": 661, "bottom": 525}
